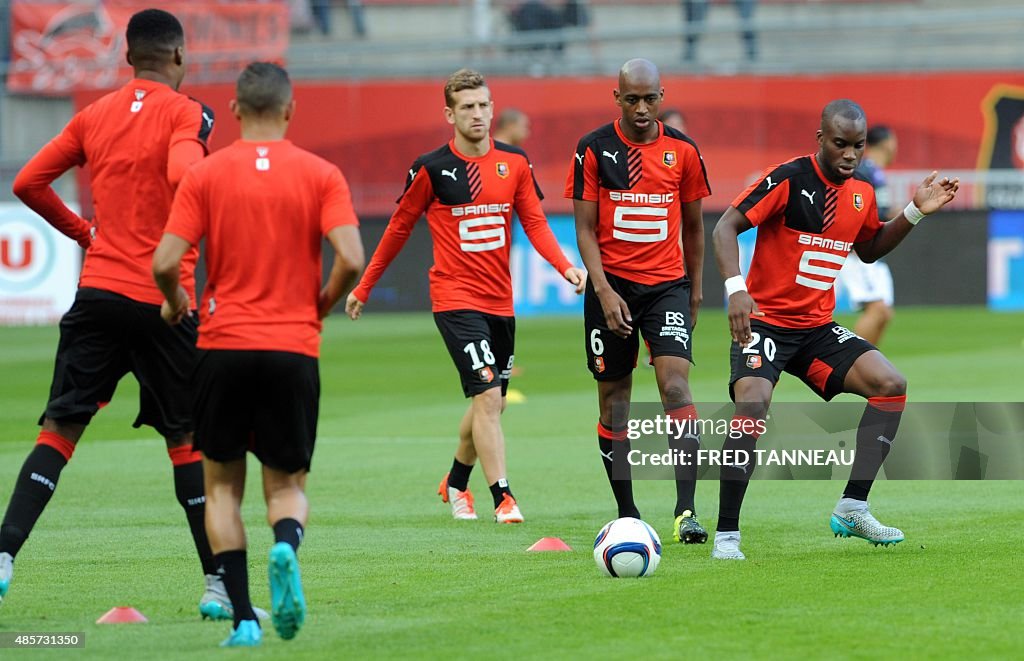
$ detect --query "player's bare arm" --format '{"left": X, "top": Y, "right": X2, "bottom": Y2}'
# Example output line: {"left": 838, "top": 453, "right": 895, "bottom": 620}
{"left": 563, "top": 267, "right": 587, "bottom": 294}
{"left": 152, "top": 232, "right": 192, "bottom": 325}
{"left": 712, "top": 206, "right": 763, "bottom": 346}
{"left": 320, "top": 225, "right": 365, "bottom": 319}
{"left": 854, "top": 171, "right": 960, "bottom": 263}
{"left": 680, "top": 199, "right": 705, "bottom": 329}
{"left": 574, "top": 198, "right": 633, "bottom": 337}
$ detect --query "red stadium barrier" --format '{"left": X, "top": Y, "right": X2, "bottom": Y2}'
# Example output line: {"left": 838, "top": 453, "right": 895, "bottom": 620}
{"left": 73, "top": 71, "right": 1024, "bottom": 217}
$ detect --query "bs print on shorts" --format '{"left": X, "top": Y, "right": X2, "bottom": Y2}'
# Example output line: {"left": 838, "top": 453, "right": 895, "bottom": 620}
{"left": 584, "top": 272, "right": 694, "bottom": 381}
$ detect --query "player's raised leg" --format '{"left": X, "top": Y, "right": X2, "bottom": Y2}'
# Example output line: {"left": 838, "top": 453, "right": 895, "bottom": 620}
{"left": 264, "top": 466, "right": 308, "bottom": 641}
{"left": 204, "top": 457, "right": 262, "bottom": 647}
{"left": 831, "top": 350, "right": 907, "bottom": 546}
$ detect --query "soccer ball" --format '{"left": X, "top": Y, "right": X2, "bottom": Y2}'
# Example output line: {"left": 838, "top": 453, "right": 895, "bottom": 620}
{"left": 593, "top": 517, "right": 662, "bottom": 578}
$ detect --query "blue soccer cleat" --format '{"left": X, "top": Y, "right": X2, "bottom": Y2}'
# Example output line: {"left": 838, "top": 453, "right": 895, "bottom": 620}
{"left": 830, "top": 499, "right": 904, "bottom": 547}
{"left": 0, "top": 552, "right": 13, "bottom": 606}
{"left": 220, "top": 619, "right": 262, "bottom": 647}
{"left": 268, "top": 542, "right": 306, "bottom": 640}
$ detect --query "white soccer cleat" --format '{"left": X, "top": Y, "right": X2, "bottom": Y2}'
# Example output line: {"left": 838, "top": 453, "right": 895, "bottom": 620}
{"left": 437, "top": 473, "right": 478, "bottom": 520}
{"left": 830, "top": 498, "right": 904, "bottom": 547}
{"left": 0, "top": 552, "right": 13, "bottom": 605}
{"left": 494, "top": 494, "right": 524, "bottom": 524}
{"left": 711, "top": 531, "right": 746, "bottom": 560}
{"left": 199, "top": 574, "right": 269, "bottom": 621}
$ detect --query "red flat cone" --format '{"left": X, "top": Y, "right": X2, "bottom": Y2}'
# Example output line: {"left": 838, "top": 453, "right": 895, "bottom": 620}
{"left": 527, "top": 537, "right": 572, "bottom": 552}
{"left": 97, "top": 606, "right": 148, "bottom": 624}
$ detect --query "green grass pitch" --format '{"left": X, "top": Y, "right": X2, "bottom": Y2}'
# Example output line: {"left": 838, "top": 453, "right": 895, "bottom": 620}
{"left": 0, "top": 307, "right": 1021, "bottom": 658}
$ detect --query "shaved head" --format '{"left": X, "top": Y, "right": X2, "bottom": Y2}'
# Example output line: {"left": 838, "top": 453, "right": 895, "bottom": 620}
{"left": 618, "top": 58, "right": 660, "bottom": 89}
{"left": 821, "top": 99, "right": 866, "bottom": 131}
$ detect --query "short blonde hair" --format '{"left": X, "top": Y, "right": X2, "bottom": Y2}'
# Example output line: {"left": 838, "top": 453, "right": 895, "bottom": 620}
{"left": 444, "top": 69, "right": 487, "bottom": 108}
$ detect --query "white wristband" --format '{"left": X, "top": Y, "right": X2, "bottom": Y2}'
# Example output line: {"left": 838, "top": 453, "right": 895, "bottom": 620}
{"left": 903, "top": 200, "right": 926, "bottom": 226}
{"left": 724, "top": 275, "right": 747, "bottom": 297}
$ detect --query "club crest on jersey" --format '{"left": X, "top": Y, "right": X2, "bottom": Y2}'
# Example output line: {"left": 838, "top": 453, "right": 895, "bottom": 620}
{"left": 746, "top": 355, "right": 762, "bottom": 369}
{"left": 255, "top": 146, "right": 270, "bottom": 171}
{"left": 479, "top": 367, "right": 495, "bottom": 383}
{"left": 663, "top": 151, "right": 677, "bottom": 167}
{"left": 496, "top": 162, "right": 509, "bottom": 179}
{"left": 853, "top": 192, "right": 864, "bottom": 211}
{"left": 594, "top": 357, "right": 606, "bottom": 373}
{"left": 134, "top": 89, "right": 145, "bottom": 100}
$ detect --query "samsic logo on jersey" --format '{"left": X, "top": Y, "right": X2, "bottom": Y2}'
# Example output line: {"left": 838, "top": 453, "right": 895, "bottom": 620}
{"left": 852, "top": 193, "right": 864, "bottom": 211}
{"left": 608, "top": 191, "right": 675, "bottom": 204}
{"left": 663, "top": 151, "right": 677, "bottom": 168}
{"left": 496, "top": 162, "right": 509, "bottom": 179}
{"left": 797, "top": 234, "right": 854, "bottom": 253}
{"left": 452, "top": 203, "right": 511, "bottom": 217}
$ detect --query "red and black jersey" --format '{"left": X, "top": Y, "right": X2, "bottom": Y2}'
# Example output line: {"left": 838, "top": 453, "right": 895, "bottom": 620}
{"left": 353, "top": 139, "right": 572, "bottom": 316}
{"left": 564, "top": 120, "right": 710, "bottom": 285}
{"left": 732, "top": 154, "right": 883, "bottom": 328}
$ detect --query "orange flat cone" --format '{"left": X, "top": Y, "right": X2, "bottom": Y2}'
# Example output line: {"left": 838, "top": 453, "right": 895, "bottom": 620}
{"left": 527, "top": 537, "right": 572, "bottom": 552}
{"left": 97, "top": 606, "right": 148, "bottom": 624}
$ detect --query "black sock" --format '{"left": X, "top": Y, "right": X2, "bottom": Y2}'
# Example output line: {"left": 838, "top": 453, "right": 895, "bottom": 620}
{"left": 0, "top": 443, "right": 69, "bottom": 558}
{"left": 447, "top": 458, "right": 473, "bottom": 492}
{"left": 172, "top": 459, "right": 216, "bottom": 575}
{"left": 598, "top": 422, "right": 640, "bottom": 519}
{"left": 214, "top": 550, "right": 257, "bottom": 628}
{"left": 488, "top": 479, "right": 513, "bottom": 509}
{"left": 843, "top": 395, "right": 905, "bottom": 501}
{"left": 273, "top": 518, "right": 304, "bottom": 554}
{"left": 666, "top": 405, "right": 700, "bottom": 517}
{"left": 716, "top": 417, "right": 761, "bottom": 533}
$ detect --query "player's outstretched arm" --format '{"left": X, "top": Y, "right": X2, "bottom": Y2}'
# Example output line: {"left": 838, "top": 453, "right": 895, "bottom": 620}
{"left": 320, "top": 225, "right": 365, "bottom": 319}
{"left": 712, "top": 207, "right": 762, "bottom": 346}
{"left": 681, "top": 199, "right": 705, "bottom": 330}
{"left": 574, "top": 199, "right": 632, "bottom": 338}
{"left": 855, "top": 171, "right": 960, "bottom": 263}
{"left": 152, "top": 233, "right": 192, "bottom": 325}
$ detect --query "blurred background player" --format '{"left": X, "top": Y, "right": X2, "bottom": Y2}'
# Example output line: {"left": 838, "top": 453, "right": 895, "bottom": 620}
{"left": 153, "top": 62, "right": 364, "bottom": 647}
{"left": 660, "top": 107, "right": 687, "bottom": 133}
{"left": 566, "top": 59, "right": 711, "bottom": 544}
{"left": 492, "top": 107, "right": 531, "bottom": 147}
{"left": 346, "top": 69, "right": 584, "bottom": 525}
{"left": 0, "top": 9, "right": 243, "bottom": 619}
{"left": 837, "top": 125, "right": 898, "bottom": 345}
{"left": 711, "top": 99, "right": 958, "bottom": 560}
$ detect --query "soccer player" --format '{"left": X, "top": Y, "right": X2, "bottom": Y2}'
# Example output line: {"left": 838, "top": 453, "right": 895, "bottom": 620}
{"left": 710, "top": 99, "right": 958, "bottom": 560}
{"left": 153, "top": 62, "right": 364, "bottom": 647}
{"left": 0, "top": 9, "right": 237, "bottom": 618}
{"left": 492, "top": 108, "right": 531, "bottom": 147}
{"left": 345, "top": 69, "right": 584, "bottom": 525}
{"left": 836, "top": 125, "right": 898, "bottom": 345}
{"left": 566, "top": 58, "right": 711, "bottom": 544}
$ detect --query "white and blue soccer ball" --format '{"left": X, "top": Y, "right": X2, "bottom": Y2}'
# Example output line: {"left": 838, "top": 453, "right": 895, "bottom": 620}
{"left": 593, "top": 517, "right": 662, "bottom": 578}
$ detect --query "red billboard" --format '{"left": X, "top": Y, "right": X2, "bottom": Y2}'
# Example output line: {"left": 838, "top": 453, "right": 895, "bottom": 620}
{"left": 8, "top": 0, "right": 289, "bottom": 95}
{"left": 74, "top": 71, "right": 1024, "bottom": 215}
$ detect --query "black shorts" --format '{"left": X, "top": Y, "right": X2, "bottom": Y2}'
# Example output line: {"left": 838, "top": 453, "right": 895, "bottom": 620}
{"left": 192, "top": 349, "right": 319, "bottom": 473}
{"left": 434, "top": 310, "right": 515, "bottom": 398}
{"left": 584, "top": 272, "right": 693, "bottom": 381}
{"left": 729, "top": 319, "right": 875, "bottom": 401}
{"left": 42, "top": 288, "right": 197, "bottom": 441}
